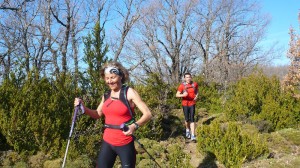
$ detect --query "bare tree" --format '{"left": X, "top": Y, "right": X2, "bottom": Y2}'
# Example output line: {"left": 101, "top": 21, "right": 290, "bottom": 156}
{"left": 107, "top": 0, "right": 144, "bottom": 62}
{"left": 0, "top": 0, "right": 277, "bottom": 87}
{"left": 191, "top": 0, "right": 223, "bottom": 80}
{"left": 192, "top": 0, "right": 271, "bottom": 85}
{"left": 0, "top": 0, "right": 98, "bottom": 82}
{"left": 0, "top": 0, "right": 34, "bottom": 11}
{"left": 124, "top": 0, "right": 199, "bottom": 84}
{"left": 0, "top": 12, "right": 21, "bottom": 79}
{"left": 0, "top": 0, "right": 42, "bottom": 76}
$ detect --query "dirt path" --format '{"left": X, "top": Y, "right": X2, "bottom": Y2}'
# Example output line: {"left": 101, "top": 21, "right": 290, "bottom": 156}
{"left": 183, "top": 140, "right": 203, "bottom": 167}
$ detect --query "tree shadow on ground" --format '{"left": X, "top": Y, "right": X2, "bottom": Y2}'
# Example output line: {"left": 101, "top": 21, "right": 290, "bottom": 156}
{"left": 161, "top": 112, "right": 207, "bottom": 141}
{"left": 202, "top": 115, "right": 217, "bottom": 125}
{"left": 161, "top": 115, "right": 185, "bottom": 140}
{"left": 198, "top": 152, "right": 218, "bottom": 168}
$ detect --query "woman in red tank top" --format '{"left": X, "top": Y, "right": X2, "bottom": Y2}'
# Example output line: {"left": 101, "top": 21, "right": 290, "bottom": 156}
{"left": 74, "top": 61, "right": 152, "bottom": 168}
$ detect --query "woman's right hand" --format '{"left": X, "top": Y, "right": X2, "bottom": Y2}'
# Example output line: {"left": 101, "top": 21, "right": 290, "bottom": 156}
{"left": 74, "top": 97, "right": 83, "bottom": 107}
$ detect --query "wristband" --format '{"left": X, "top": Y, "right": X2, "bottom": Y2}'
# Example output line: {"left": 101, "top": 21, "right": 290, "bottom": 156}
{"left": 133, "top": 122, "right": 139, "bottom": 130}
{"left": 80, "top": 104, "right": 85, "bottom": 114}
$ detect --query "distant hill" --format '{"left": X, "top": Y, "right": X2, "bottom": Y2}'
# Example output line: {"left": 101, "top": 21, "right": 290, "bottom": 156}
{"left": 260, "top": 65, "right": 289, "bottom": 80}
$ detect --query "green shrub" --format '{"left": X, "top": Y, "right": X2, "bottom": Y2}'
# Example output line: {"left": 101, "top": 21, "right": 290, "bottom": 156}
{"left": 135, "top": 73, "right": 178, "bottom": 111}
{"left": 1, "top": 151, "right": 22, "bottom": 167}
{"left": 0, "top": 73, "right": 107, "bottom": 159}
{"left": 63, "top": 116, "right": 103, "bottom": 160}
{"left": 133, "top": 109, "right": 163, "bottom": 141}
{"left": 14, "top": 161, "right": 28, "bottom": 168}
{"left": 224, "top": 72, "right": 300, "bottom": 131}
{"left": 66, "top": 155, "right": 93, "bottom": 168}
{"left": 137, "top": 158, "right": 159, "bottom": 168}
{"left": 192, "top": 76, "right": 224, "bottom": 114}
{"left": 201, "top": 83, "right": 224, "bottom": 114}
{"left": 263, "top": 132, "right": 294, "bottom": 155}
{"left": 256, "top": 93, "right": 300, "bottom": 131}
{"left": 134, "top": 73, "right": 174, "bottom": 140}
{"left": 197, "top": 121, "right": 269, "bottom": 167}
{"left": 166, "top": 143, "right": 192, "bottom": 168}
{"left": 277, "top": 128, "right": 300, "bottom": 146}
{"left": 135, "top": 138, "right": 191, "bottom": 168}
{"left": 28, "top": 151, "right": 47, "bottom": 168}
{"left": 0, "top": 74, "right": 77, "bottom": 155}
{"left": 135, "top": 138, "right": 164, "bottom": 163}
{"left": 43, "top": 158, "right": 62, "bottom": 168}
{"left": 261, "top": 129, "right": 300, "bottom": 167}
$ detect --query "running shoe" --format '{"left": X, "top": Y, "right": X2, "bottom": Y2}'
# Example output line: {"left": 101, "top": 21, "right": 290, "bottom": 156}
{"left": 191, "top": 135, "right": 196, "bottom": 141}
{"left": 186, "top": 131, "right": 191, "bottom": 139}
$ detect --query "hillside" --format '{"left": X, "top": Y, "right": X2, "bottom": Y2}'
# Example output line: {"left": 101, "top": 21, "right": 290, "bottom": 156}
{"left": 173, "top": 110, "right": 300, "bottom": 168}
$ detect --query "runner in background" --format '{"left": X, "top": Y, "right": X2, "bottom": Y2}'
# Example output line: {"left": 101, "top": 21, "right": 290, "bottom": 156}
{"left": 176, "top": 73, "right": 198, "bottom": 141}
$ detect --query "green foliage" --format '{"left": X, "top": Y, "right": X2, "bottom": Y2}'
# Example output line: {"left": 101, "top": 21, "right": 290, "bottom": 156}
{"left": 65, "top": 155, "right": 93, "bottom": 168}
{"left": 225, "top": 72, "right": 274, "bottom": 119}
{"left": 134, "top": 109, "right": 163, "bottom": 141}
{"left": 82, "top": 20, "right": 109, "bottom": 106}
{"left": 63, "top": 117, "right": 103, "bottom": 161}
{"left": 263, "top": 128, "right": 300, "bottom": 157}
{"left": 197, "top": 121, "right": 269, "bottom": 167}
{"left": 0, "top": 125, "right": 11, "bottom": 151}
{"left": 160, "top": 109, "right": 185, "bottom": 139}
{"left": 57, "top": 21, "right": 111, "bottom": 161}
{"left": 134, "top": 73, "right": 176, "bottom": 140}
{"left": 135, "top": 138, "right": 191, "bottom": 168}
{"left": 14, "top": 161, "right": 28, "bottom": 168}
{"left": 190, "top": 76, "right": 224, "bottom": 114}
{"left": 277, "top": 128, "right": 300, "bottom": 146}
{"left": 0, "top": 74, "right": 73, "bottom": 155}
{"left": 258, "top": 92, "right": 300, "bottom": 131}
{"left": 263, "top": 131, "right": 295, "bottom": 155}
{"left": 28, "top": 151, "right": 47, "bottom": 168}
{"left": 224, "top": 72, "right": 300, "bottom": 131}
{"left": 244, "top": 128, "right": 300, "bottom": 168}
{"left": 43, "top": 158, "right": 62, "bottom": 168}
{"left": 0, "top": 71, "right": 105, "bottom": 160}
{"left": 1, "top": 151, "right": 22, "bottom": 167}
{"left": 201, "top": 83, "right": 224, "bottom": 114}
{"left": 166, "top": 143, "right": 192, "bottom": 168}
{"left": 135, "top": 73, "right": 178, "bottom": 111}
{"left": 135, "top": 138, "right": 164, "bottom": 165}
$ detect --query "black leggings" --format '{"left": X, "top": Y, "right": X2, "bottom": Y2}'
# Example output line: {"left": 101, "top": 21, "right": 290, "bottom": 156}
{"left": 96, "top": 140, "right": 136, "bottom": 168}
{"left": 183, "top": 105, "right": 195, "bottom": 122}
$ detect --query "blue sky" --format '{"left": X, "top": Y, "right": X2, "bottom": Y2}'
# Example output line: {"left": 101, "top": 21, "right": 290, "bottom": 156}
{"left": 260, "top": 0, "right": 299, "bottom": 65}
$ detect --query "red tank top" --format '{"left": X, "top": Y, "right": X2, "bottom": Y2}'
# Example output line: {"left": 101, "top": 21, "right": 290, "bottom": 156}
{"left": 102, "top": 98, "right": 133, "bottom": 146}
{"left": 177, "top": 82, "right": 198, "bottom": 106}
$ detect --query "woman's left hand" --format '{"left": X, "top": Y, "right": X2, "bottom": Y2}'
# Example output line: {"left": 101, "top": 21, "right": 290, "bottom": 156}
{"left": 123, "top": 124, "right": 136, "bottom": 136}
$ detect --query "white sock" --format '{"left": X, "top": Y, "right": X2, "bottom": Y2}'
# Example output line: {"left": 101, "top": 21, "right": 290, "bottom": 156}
{"left": 186, "top": 129, "right": 190, "bottom": 133}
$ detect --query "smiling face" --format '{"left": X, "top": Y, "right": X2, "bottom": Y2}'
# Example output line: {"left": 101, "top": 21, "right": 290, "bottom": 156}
{"left": 100, "top": 62, "right": 130, "bottom": 88}
{"left": 184, "top": 74, "right": 192, "bottom": 84}
{"left": 105, "top": 73, "right": 122, "bottom": 91}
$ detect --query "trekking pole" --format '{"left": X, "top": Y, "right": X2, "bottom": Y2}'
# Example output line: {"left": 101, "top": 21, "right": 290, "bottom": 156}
{"left": 133, "top": 136, "right": 162, "bottom": 168}
{"left": 121, "top": 125, "right": 161, "bottom": 168}
{"left": 61, "top": 104, "right": 81, "bottom": 168}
